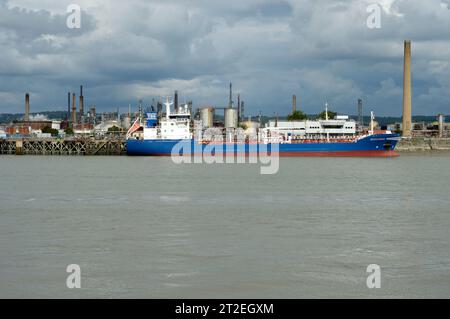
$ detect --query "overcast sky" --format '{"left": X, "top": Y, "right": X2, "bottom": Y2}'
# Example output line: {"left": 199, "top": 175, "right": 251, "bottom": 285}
{"left": 0, "top": 0, "right": 449, "bottom": 116}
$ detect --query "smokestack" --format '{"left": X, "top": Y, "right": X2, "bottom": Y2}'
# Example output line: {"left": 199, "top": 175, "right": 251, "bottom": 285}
{"left": 67, "top": 92, "right": 71, "bottom": 121}
{"left": 402, "top": 40, "right": 412, "bottom": 137}
{"left": 72, "top": 93, "right": 77, "bottom": 125}
{"left": 25, "top": 93, "right": 30, "bottom": 122}
{"left": 79, "top": 85, "right": 84, "bottom": 118}
{"left": 237, "top": 94, "right": 241, "bottom": 123}
{"left": 229, "top": 83, "right": 232, "bottom": 108}
{"left": 292, "top": 95, "right": 297, "bottom": 113}
{"left": 174, "top": 90, "right": 179, "bottom": 112}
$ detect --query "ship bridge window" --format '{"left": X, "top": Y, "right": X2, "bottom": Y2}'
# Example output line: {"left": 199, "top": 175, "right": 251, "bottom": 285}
{"left": 323, "top": 125, "right": 344, "bottom": 129}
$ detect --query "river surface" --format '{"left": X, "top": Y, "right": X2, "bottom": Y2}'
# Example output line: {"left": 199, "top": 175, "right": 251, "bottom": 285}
{"left": 0, "top": 154, "right": 449, "bottom": 298}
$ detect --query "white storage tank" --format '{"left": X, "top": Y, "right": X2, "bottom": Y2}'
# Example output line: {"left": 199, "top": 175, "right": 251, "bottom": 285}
{"left": 200, "top": 107, "right": 214, "bottom": 128}
{"left": 242, "top": 121, "right": 260, "bottom": 138}
{"left": 224, "top": 108, "right": 238, "bottom": 128}
{"left": 122, "top": 116, "right": 131, "bottom": 129}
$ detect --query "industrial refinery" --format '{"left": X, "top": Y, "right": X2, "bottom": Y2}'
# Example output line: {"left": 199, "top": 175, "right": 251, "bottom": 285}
{"left": 0, "top": 40, "right": 449, "bottom": 155}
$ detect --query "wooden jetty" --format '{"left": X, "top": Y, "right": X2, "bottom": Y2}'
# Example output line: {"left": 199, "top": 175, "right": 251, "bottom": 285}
{"left": 0, "top": 138, "right": 126, "bottom": 155}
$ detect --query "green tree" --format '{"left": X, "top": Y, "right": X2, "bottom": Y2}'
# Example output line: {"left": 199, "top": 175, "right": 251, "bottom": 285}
{"left": 318, "top": 110, "right": 337, "bottom": 120}
{"left": 108, "top": 126, "right": 121, "bottom": 132}
{"left": 239, "top": 123, "right": 248, "bottom": 130}
{"left": 42, "top": 126, "right": 59, "bottom": 136}
{"left": 65, "top": 127, "right": 74, "bottom": 135}
{"left": 287, "top": 110, "right": 307, "bottom": 121}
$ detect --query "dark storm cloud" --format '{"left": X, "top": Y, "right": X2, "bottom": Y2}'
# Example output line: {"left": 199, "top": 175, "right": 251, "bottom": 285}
{"left": 0, "top": 0, "right": 449, "bottom": 116}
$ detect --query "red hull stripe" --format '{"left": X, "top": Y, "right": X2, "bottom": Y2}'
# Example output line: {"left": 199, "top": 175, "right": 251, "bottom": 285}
{"left": 149, "top": 150, "right": 399, "bottom": 157}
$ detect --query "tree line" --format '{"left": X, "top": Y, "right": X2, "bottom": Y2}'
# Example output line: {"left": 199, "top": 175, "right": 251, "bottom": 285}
{"left": 286, "top": 110, "right": 337, "bottom": 121}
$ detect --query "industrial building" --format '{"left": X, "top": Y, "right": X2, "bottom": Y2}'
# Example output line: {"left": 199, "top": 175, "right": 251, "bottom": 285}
{"left": 195, "top": 83, "right": 244, "bottom": 130}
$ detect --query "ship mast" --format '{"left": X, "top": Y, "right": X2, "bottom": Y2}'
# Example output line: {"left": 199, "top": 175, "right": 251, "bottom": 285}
{"left": 370, "top": 111, "right": 375, "bottom": 132}
{"left": 165, "top": 96, "right": 173, "bottom": 120}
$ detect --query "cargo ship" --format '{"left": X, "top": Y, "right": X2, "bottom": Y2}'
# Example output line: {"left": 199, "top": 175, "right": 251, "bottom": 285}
{"left": 126, "top": 99, "right": 400, "bottom": 157}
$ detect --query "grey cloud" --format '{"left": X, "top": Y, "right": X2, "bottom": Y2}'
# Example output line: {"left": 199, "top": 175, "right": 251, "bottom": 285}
{"left": 0, "top": 0, "right": 449, "bottom": 116}
{"left": 0, "top": 5, "right": 96, "bottom": 40}
{"left": 255, "top": 1, "right": 292, "bottom": 17}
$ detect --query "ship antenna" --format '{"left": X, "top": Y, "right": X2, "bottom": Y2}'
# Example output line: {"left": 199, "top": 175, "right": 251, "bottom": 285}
{"left": 325, "top": 102, "right": 329, "bottom": 120}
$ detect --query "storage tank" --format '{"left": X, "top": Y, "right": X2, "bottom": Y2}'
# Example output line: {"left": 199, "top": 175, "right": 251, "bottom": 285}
{"left": 200, "top": 107, "right": 214, "bottom": 128}
{"left": 242, "top": 121, "right": 259, "bottom": 130}
{"left": 122, "top": 116, "right": 131, "bottom": 129}
{"left": 242, "top": 121, "right": 260, "bottom": 137}
{"left": 224, "top": 108, "right": 238, "bottom": 128}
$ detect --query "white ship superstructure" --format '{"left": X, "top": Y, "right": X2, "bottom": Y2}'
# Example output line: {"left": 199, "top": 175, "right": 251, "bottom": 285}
{"left": 262, "top": 115, "right": 357, "bottom": 143}
{"left": 142, "top": 98, "right": 192, "bottom": 140}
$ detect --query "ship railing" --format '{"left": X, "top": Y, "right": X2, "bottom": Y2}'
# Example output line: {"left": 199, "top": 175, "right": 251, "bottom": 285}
{"left": 289, "top": 135, "right": 358, "bottom": 144}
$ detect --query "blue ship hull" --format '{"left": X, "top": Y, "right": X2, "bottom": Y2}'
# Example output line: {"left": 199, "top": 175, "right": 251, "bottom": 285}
{"left": 126, "top": 133, "right": 400, "bottom": 157}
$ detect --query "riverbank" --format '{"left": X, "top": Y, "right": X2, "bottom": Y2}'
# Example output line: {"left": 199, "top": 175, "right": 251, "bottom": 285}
{"left": 397, "top": 137, "right": 450, "bottom": 152}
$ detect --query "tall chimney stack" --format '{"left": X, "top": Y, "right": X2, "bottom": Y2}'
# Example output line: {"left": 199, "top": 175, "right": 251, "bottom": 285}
{"left": 72, "top": 93, "right": 77, "bottom": 125}
{"left": 67, "top": 92, "right": 71, "bottom": 121}
{"left": 402, "top": 40, "right": 412, "bottom": 137}
{"left": 229, "top": 82, "right": 232, "bottom": 108}
{"left": 79, "top": 85, "right": 84, "bottom": 118}
{"left": 292, "top": 95, "right": 297, "bottom": 113}
{"left": 237, "top": 94, "right": 241, "bottom": 122}
{"left": 25, "top": 93, "right": 30, "bottom": 122}
{"left": 174, "top": 90, "right": 179, "bottom": 112}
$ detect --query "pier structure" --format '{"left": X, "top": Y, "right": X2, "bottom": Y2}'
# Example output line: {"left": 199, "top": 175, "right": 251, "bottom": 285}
{"left": 0, "top": 138, "right": 125, "bottom": 156}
